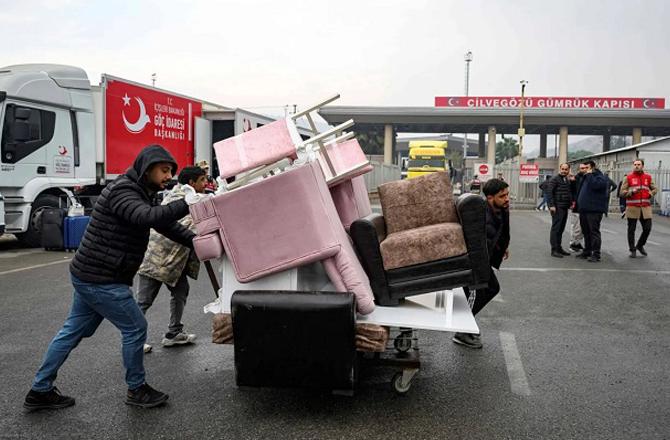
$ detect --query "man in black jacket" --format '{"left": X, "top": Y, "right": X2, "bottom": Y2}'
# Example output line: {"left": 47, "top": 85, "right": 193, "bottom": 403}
{"left": 546, "top": 163, "right": 573, "bottom": 258}
{"left": 575, "top": 160, "right": 609, "bottom": 262}
{"left": 25, "top": 145, "right": 194, "bottom": 411}
{"left": 453, "top": 178, "right": 510, "bottom": 349}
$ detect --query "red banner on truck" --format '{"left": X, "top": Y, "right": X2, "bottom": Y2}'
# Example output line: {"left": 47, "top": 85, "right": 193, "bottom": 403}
{"left": 105, "top": 78, "right": 203, "bottom": 175}
{"left": 435, "top": 96, "right": 665, "bottom": 110}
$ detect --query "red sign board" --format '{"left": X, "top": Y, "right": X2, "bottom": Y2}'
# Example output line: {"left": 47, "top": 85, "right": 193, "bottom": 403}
{"left": 105, "top": 78, "right": 203, "bottom": 175}
{"left": 435, "top": 96, "right": 665, "bottom": 110}
{"left": 478, "top": 164, "right": 489, "bottom": 175}
{"left": 519, "top": 163, "right": 539, "bottom": 183}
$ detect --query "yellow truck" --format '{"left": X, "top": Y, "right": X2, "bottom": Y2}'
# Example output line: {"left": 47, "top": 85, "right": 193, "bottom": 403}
{"left": 407, "top": 140, "right": 448, "bottom": 179}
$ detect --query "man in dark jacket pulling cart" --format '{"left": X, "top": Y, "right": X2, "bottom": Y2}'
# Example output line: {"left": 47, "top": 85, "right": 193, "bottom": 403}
{"left": 453, "top": 178, "right": 510, "bottom": 349}
{"left": 24, "top": 145, "right": 195, "bottom": 411}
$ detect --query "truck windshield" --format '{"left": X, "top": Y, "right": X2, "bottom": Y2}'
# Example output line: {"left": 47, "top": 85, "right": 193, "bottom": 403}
{"left": 408, "top": 159, "right": 445, "bottom": 168}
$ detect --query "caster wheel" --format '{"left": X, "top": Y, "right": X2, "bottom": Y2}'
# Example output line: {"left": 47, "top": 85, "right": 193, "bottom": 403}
{"left": 392, "top": 372, "right": 412, "bottom": 395}
{"left": 394, "top": 331, "right": 412, "bottom": 353}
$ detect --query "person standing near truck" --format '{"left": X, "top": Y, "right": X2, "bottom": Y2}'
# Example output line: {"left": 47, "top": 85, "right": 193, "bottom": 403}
{"left": 25, "top": 145, "right": 195, "bottom": 411}
{"left": 620, "top": 159, "right": 657, "bottom": 258}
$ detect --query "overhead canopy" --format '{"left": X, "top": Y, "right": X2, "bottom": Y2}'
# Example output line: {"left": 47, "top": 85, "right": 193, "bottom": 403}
{"left": 318, "top": 106, "right": 670, "bottom": 136}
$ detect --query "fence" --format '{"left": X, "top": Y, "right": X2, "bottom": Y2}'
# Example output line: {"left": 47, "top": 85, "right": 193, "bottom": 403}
{"left": 467, "top": 163, "right": 670, "bottom": 211}
{"left": 363, "top": 161, "right": 402, "bottom": 193}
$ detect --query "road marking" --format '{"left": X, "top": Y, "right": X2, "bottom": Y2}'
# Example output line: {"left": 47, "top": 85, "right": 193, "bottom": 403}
{"left": 0, "top": 249, "right": 45, "bottom": 259}
{"left": 601, "top": 228, "right": 616, "bottom": 234}
{"left": 501, "top": 267, "right": 670, "bottom": 275}
{"left": 499, "top": 332, "right": 531, "bottom": 396}
{"left": 0, "top": 258, "right": 71, "bottom": 276}
{"left": 492, "top": 293, "right": 504, "bottom": 302}
{"left": 646, "top": 240, "right": 661, "bottom": 246}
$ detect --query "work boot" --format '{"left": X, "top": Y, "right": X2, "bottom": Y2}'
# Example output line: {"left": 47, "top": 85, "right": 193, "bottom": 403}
{"left": 452, "top": 332, "right": 482, "bottom": 349}
{"left": 126, "top": 383, "right": 169, "bottom": 408}
{"left": 558, "top": 248, "right": 571, "bottom": 256}
{"left": 636, "top": 244, "right": 648, "bottom": 256}
{"left": 629, "top": 250, "right": 637, "bottom": 258}
{"left": 551, "top": 250, "right": 564, "bottom": 258}
{"left": 575, "top": 252, "right": 590, "bottom": 259}
{"left": 161, "top": 332, "right": 196, "bottom": 347}
{"left": 24, "top": 387, "right": 75, "bottom": 411}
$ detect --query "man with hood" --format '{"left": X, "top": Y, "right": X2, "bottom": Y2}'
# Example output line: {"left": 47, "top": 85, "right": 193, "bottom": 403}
{"left": 25, "top": 145, "right": 195, "bottom": 411}
{"left": 136, "top": 166, "right": 207, "bottom": 352}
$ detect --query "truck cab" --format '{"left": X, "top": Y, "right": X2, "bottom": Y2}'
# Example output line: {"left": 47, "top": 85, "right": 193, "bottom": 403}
{"left": 0, "top": 64, "right": 96, "bottom": 246}
{"left": 407, "top": 140, "right": 448, "bottom": 179}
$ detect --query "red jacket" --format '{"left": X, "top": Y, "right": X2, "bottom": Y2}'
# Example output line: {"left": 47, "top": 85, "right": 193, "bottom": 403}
{"left": 625, "top": 172, "right": 652, "bottom": 208}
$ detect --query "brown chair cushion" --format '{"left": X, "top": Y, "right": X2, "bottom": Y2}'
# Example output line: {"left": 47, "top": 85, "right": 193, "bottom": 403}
{"left": 379, "top": 222, "right": 467, "bottom": 270}
{"left": 378, "top": 172, "right": 458, "bottom": 234}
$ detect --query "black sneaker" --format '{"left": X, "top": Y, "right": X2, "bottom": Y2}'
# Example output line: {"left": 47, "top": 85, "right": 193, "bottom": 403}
{"left": 570, "top": 243, "right": 584, "bottom": 251}
{"left": 588, "top": 255, "right": 601, "bottom": 263}
{"left": 24, "top": 387, "right": 75, "bottom": 411}
{"left": 558, "top": 248, "right": 571, "bottom": 256}
{"left": 575, "top": 252, "right": 590, "bottom": 259}
{"left": 551, "top": 250, "right": 564, "bottom": 258}
{"left": 452, "top": 332, "right": 483, "bottom": 349}
{"left": 629, "top": 250, "right": 637, "bottom": 258}
{"left": 126, "top": 383, "right": 169, "bottom": 408}
{"left": 636, "top": 245, "right": 648, "bottom": 256}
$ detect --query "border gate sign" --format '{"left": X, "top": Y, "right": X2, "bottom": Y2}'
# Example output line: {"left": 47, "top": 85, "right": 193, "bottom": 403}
{"left": 475, "top": 162, "right": 493, "bottom": 181}
{"left": 519, "top": 164, "right": 539, "bottom": 183}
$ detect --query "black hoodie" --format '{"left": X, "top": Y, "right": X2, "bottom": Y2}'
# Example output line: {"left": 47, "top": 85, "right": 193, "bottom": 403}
{"left": 70, "top": 145, "right": 194, "bottom": 285}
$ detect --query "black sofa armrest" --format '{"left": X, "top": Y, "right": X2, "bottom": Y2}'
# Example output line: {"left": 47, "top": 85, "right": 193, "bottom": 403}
{"left": 456, "top": 194, "right": 490, "bottom": 288}
{"left": 350, "top": 213, "right": 390, "bottom": 302}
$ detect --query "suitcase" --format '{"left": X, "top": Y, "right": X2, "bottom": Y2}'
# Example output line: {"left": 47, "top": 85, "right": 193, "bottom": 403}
{"left": 63, "top": 215, "right": 90, "bottom": 251}
{"left": 231, "top": 290, "right": 356, "bottom": 390}
{"left": 41, "top": 208, "right": 66, "bottom": 251}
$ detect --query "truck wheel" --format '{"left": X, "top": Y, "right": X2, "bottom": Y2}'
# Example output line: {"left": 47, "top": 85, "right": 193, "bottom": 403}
{"left": 16, "top": 194, "right": 60, "bottom": 248}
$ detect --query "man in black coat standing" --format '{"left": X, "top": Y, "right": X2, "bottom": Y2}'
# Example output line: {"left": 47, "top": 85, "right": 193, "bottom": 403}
{"left": 453, "top": 178, "right": 510, "bottom": 349}
{"left": 546, "top": 163, "right": 573, "bottom": 258}
{"left": 25, "top": 145, "right": 195, "bottom": 411}
{"left": 575, "top": 160, "right": 609, "bottom": 262}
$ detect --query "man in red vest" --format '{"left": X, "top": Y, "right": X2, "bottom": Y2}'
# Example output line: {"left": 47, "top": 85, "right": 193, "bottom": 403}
{"left": 620, "top": 159, "right": 657, "bottom": 258}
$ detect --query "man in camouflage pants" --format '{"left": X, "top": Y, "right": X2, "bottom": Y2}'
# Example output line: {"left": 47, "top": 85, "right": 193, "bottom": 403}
{"left": 136, "top": 166, "right": 208, "bottom": 352}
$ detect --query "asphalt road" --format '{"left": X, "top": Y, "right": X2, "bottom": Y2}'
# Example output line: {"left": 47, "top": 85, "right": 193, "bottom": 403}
{"left": 1, "top": 211, "right": 669, "bottom": 439}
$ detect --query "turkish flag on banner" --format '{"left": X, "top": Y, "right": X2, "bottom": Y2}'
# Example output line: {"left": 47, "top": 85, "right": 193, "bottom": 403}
{"left": 105, "top": 78, "right": 202, "bottom": 175}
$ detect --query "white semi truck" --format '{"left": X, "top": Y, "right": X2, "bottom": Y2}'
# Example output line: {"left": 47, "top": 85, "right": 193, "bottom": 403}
{"left": 0, "top": 64, "right": 294, "bottom": 246}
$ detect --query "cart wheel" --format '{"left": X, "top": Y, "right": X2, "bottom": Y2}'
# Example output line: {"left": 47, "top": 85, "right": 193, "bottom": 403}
{"left": 394, "top": 332, "right": 412, "bottom": 353}
{"left": 392, "top": 372, "right": 412, "bottom": 395}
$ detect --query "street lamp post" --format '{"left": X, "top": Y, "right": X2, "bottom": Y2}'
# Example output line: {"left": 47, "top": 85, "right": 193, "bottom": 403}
{"left": 462, "top": 51, "right": 473, "bottom": 184}
{"left": 518, "top": 80, "right": 528, "bottom": 161}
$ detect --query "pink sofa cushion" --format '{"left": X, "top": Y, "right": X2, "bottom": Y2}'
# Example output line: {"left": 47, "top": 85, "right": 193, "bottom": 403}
{"left": 213, "top": 119, "right": 299, "bottom": 179}
{"left": 379, "top": 222, "right": 467, "bottom": 270}
{"left": 329, "top": 176, "right": 372, "bottom": 231}
{"left": 193, "top": 233, "right": 225, "bottom": 261}
{"left": 378, "top": 171, "right": 458, "bottom": 235}
{"left": 211, "top": 162, "right": 340, "bottom": 282}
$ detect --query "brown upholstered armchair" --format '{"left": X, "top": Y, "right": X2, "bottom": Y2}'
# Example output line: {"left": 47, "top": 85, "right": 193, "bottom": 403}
{"left": 350, "top": 172, "right": 490, "bottom": 306}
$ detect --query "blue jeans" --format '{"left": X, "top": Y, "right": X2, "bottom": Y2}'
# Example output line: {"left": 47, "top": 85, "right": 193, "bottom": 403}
{"left": 32, "top": 275, "right": 147, "bottom": 391}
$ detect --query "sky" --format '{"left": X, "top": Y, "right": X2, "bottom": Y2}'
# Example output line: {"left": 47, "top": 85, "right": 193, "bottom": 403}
{"left": 1, "top": 0, "right": 669, "bottom": 151}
